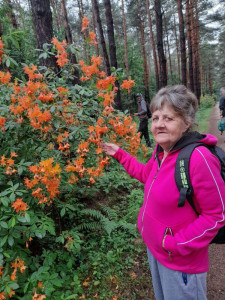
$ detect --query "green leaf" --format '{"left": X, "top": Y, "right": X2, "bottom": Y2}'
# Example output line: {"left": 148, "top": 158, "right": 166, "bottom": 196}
{"left": 0, "top": 221, "right": 8, "bottom": 229}
{"left": 6, "top": 59, "right": 10, "bottom": 67}
{"left": 25, "top": 213, "right": 30, "bottom": 223}
{"left": 1, "top": 197, "right": 9, "bottom": 207}
{"left": 8, "top": 217, "right": 16, "bottom": 228}
{"left": 60, "top": 207, "right": 66, "bottom": 217}
{"left": 3, "top": 252, "right": 10, "bottom": 258}
{"left": 66, "top": 295, "right": 78, "bottom": 300}
{"left": 1, "top": 235, "right": 8, "bottom": 247}
{"left": 52, "top": 279, "right": 62, "bottom": 287}
{"left": 35, "top": 231, "right": 42, "bottom": 238}
{"left": 8, "top": 235, "right": 14, "bottom": 246}
{"left": 17, "top": 216, "right": 27, "bottom": 223}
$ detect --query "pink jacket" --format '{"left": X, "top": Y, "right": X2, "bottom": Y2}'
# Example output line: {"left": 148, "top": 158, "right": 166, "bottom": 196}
{"left": 113, "top": 133, "right": 225, "bottom": 273}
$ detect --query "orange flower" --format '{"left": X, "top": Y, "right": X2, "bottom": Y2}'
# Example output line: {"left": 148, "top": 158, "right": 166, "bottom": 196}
{"left": 8, "top": 289, "right": 15, "bottom": 298}
{"left": 38, "top": 282, "right": 45, "bottom": 289}
{"left": 1, "top": 155, "right": 6, "bottom": 166}
{"left": 81, "top": 16, "right": 89, "bottom": 32}
{"left": 24, "top": 65, "right": 42, "bottom": 81}
{"left": 131, "top": 272, "right": 137, "bottom": 278}
{"left": 11, "top": 198, "right": 28, "bottom": 213}
{"left": 32, "top": 291, "right": 46, "bottom": 300}
{"left": 82, "top": 281, "right": 89, "bottom": 287}
{"left": 121, "top": 79, "right": 135, "bottom": 93}
{"left": 0, "top": 117, "right": 6, "bottom": 131}
{"left": 10, "top": 152, "right": 18, "bottom": 158}
{"left": 89, "top": 31, "right": 98, "bottom": 45}
{"left": 0, "top": 71, "right": 11, "bottom": 84}
{"left": 0, "top": 292, "right": 5, "bottom": 300}
{"left": 0, "top": 266, "right": 3, "bottom": 276}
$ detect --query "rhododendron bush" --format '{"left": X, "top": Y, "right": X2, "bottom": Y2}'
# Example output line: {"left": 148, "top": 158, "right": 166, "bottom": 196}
{"left": 0, "top": 21, "right": 146, "bottom": 298}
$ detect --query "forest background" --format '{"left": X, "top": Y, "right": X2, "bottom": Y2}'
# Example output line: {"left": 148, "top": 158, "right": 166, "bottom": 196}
{"left": 0, "top": 0, "right": 224, "bottom": 299}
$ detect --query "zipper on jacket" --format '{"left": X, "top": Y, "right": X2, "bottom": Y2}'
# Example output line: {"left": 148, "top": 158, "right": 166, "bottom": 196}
{"left": 141, "top": 161, "right": 162, "bottom": 235}
{"left": 163, "top": 227, "right": 173, "bottom": 261}
{"left": 141, "top": 156, "right": 167, "bottom": 236}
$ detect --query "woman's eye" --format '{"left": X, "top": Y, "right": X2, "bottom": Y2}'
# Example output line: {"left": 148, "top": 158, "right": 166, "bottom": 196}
{"left": 165, "top": 117, "right": 172, "bottom": 121}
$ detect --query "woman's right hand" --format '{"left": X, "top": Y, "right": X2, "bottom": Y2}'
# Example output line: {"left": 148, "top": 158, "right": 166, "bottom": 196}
{"left": 100, "top": 142, "right": 119, "bottom": 156}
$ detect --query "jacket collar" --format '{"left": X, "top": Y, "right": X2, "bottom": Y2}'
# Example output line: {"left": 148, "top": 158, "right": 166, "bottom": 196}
{"left": 155, "top": 131, "right": 206, "bottom": 158}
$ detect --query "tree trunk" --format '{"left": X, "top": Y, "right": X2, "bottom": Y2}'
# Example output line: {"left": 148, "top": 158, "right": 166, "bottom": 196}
{"left": 60, "top": 0, "right": 80, "bottom": 84}
{"left": 194, "top": 0, "right": 201, "bottom": 100}
{"left": 30, "top": 0, "right": 58, "bottom": 71}
{"left": 163, "top": 13, "right": 173, "bottom": 84}
{"left": 177, "top": 0, "right": 186, "bottom": 86}
{"left": 173, "top": 14, "right": 181, "bottom": 82}
{"left": 146, "top": 0, "right": 159, "bottom": 91}
{"left": 6, "top": 0, "right": 18, "bottom": 29}
{"left": 122, "top": 0, "right": 129, "bottom": 78}
{"left": 186, "top": 0, "right": 194, "bottom": 91}
{"left": 92, "top": 0, "right": 111, "bottom": 75}
{"left": 91, "top": 0, "right": 99, "bottom": 57}
{"left": 137, "top": 0, "right": 150, "bottom": 102}
{"left": 154, "top": 0, "right": 167, "bottom": 88}
{"left": 77, "top": 0, "right": 89, "bottom": 62}
{"left": 50, "top": 0, "right": 62, "bottom": 33}
{"left": 103, "top": 0, "right": 121, "bottom": 110}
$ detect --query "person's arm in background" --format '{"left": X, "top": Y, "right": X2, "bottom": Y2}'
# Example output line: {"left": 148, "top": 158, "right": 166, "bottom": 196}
{"left": 134, "top": 100, "right": 147, "bottom": 116}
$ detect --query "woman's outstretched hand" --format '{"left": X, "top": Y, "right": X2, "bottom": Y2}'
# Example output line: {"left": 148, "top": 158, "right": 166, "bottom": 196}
{"left": 100, "top": 143, "right": 119, "bottom": 156}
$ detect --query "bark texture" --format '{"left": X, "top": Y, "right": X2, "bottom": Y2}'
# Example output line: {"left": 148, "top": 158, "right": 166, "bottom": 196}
{"left": 30, "top": 0, "right": 58, "bottom": 70}
{"left": 154, "top": 0, "right": 167, "bottom": 88}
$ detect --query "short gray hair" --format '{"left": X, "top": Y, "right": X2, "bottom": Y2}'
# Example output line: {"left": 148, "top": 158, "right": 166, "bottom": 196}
{"left": 220, "top": 87, "right": 225, "bottom": 93}
{"left": 150, "top": 85, "right": 198, "bottom": 129}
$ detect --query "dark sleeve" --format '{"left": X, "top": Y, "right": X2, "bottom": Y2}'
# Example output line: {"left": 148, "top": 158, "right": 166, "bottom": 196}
{"left": 138, "top": 100, "right": 147, "bottom": 116}
{"left": 219, "top": 96, "right": 225, "bottom": 111}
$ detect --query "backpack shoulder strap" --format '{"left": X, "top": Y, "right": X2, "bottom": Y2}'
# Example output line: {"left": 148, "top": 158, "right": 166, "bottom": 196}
{"left": 212, "top": 146, "right": 225, "bottom": 181}
{"left": 175, "top": 142, "right": 203, "bottom": 210}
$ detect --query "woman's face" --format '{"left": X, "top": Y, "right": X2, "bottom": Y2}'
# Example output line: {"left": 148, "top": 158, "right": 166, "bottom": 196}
{"left": 151, "top": 103, "right": 190, "bottom": 153}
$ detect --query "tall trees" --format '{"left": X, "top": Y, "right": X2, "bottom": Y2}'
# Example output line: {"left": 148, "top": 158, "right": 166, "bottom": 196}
{"left": 154, "top": 0, "right": 167, "bottom": 87}
{"left": 146, "top": 0, "right": 159, "bottom": 91}
{"left": 177, "top": 0, "right": 186, "bottom": 86}
{"left": 122, "top": 0, "right": 129, "bottom": 78}
{"left": 137, "top": 0, "right": 150, "bottom": 102}
{"left": 30, "top": 0, "right": 58, "bottom": 71}
{"left": 103, "top": 0, "right": 121, "bottom": 110}
{"left": 60, "top": 0, "right": 80, "bottom": 84}
{"left": 92, "top": 0, "right": 111, "bottom": 75}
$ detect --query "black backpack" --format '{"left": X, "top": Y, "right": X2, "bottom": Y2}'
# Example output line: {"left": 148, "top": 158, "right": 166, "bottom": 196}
{"left": 146, "top": 101, "right": 152, "bottom": 119}
{"left": 175, "top": 142, "right": 225, "bottom": 244}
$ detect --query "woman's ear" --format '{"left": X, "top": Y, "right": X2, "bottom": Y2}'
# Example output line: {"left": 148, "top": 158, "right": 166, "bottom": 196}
{"left": 184, "top": 121, "right": 191, "bottom": 132}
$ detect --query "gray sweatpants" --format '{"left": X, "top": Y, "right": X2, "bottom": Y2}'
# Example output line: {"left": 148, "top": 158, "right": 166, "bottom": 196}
{"left": 147, "top": 248, "right": 207, "bottom": 300}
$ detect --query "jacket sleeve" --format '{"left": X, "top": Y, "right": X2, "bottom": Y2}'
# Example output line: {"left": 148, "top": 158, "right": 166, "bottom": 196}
{"left": 164, "top": 147, "right": 225, "bottom": 256}
{"left": 137, "top": 100, "right": 147, "bottom": 116}
{"left": 113, "top": 148, "right": 155, "bottom": 184}
{"left": 219, "top": 96, "right": 225, "bottom": 111}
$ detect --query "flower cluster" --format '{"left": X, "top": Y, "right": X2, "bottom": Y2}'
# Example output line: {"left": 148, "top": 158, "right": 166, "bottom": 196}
{"left": 11, "top": 198, "right": 28, "bottom": 214}
{"left": 25, "top": 158, "right": 61, "bottom": 205}
{"left": 52, "top": 37, "right": 69, "bottom": 67}
{"left": 0, "top": 116, "right": 6, "bottom": 131}
{"left": 0, "top": 152, "right": 18, "bottom": 175}
{"left": 11, "top": 258, "right": 26, "bottom": 281}
{"left": 121, "top": 79, "right": 135, "bottom": 94}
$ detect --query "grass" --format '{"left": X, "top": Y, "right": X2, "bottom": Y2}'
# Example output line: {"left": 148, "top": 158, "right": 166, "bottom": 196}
{"left": 197, "top": 106, "right": 213, "bottom": 132}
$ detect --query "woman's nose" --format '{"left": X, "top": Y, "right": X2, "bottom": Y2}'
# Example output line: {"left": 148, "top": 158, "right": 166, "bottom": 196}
{"left": 156, "top": 118, "right": 165, "bottom": 127}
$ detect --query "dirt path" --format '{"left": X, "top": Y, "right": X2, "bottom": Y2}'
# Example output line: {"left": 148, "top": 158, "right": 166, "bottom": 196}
{"left": 207, "top": 103, "right": 225, "bottom": 300}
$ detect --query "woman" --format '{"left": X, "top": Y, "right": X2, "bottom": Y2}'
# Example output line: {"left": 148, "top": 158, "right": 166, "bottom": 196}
{"left": 101, "top": 85, "right": 225, "bottom": 299}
